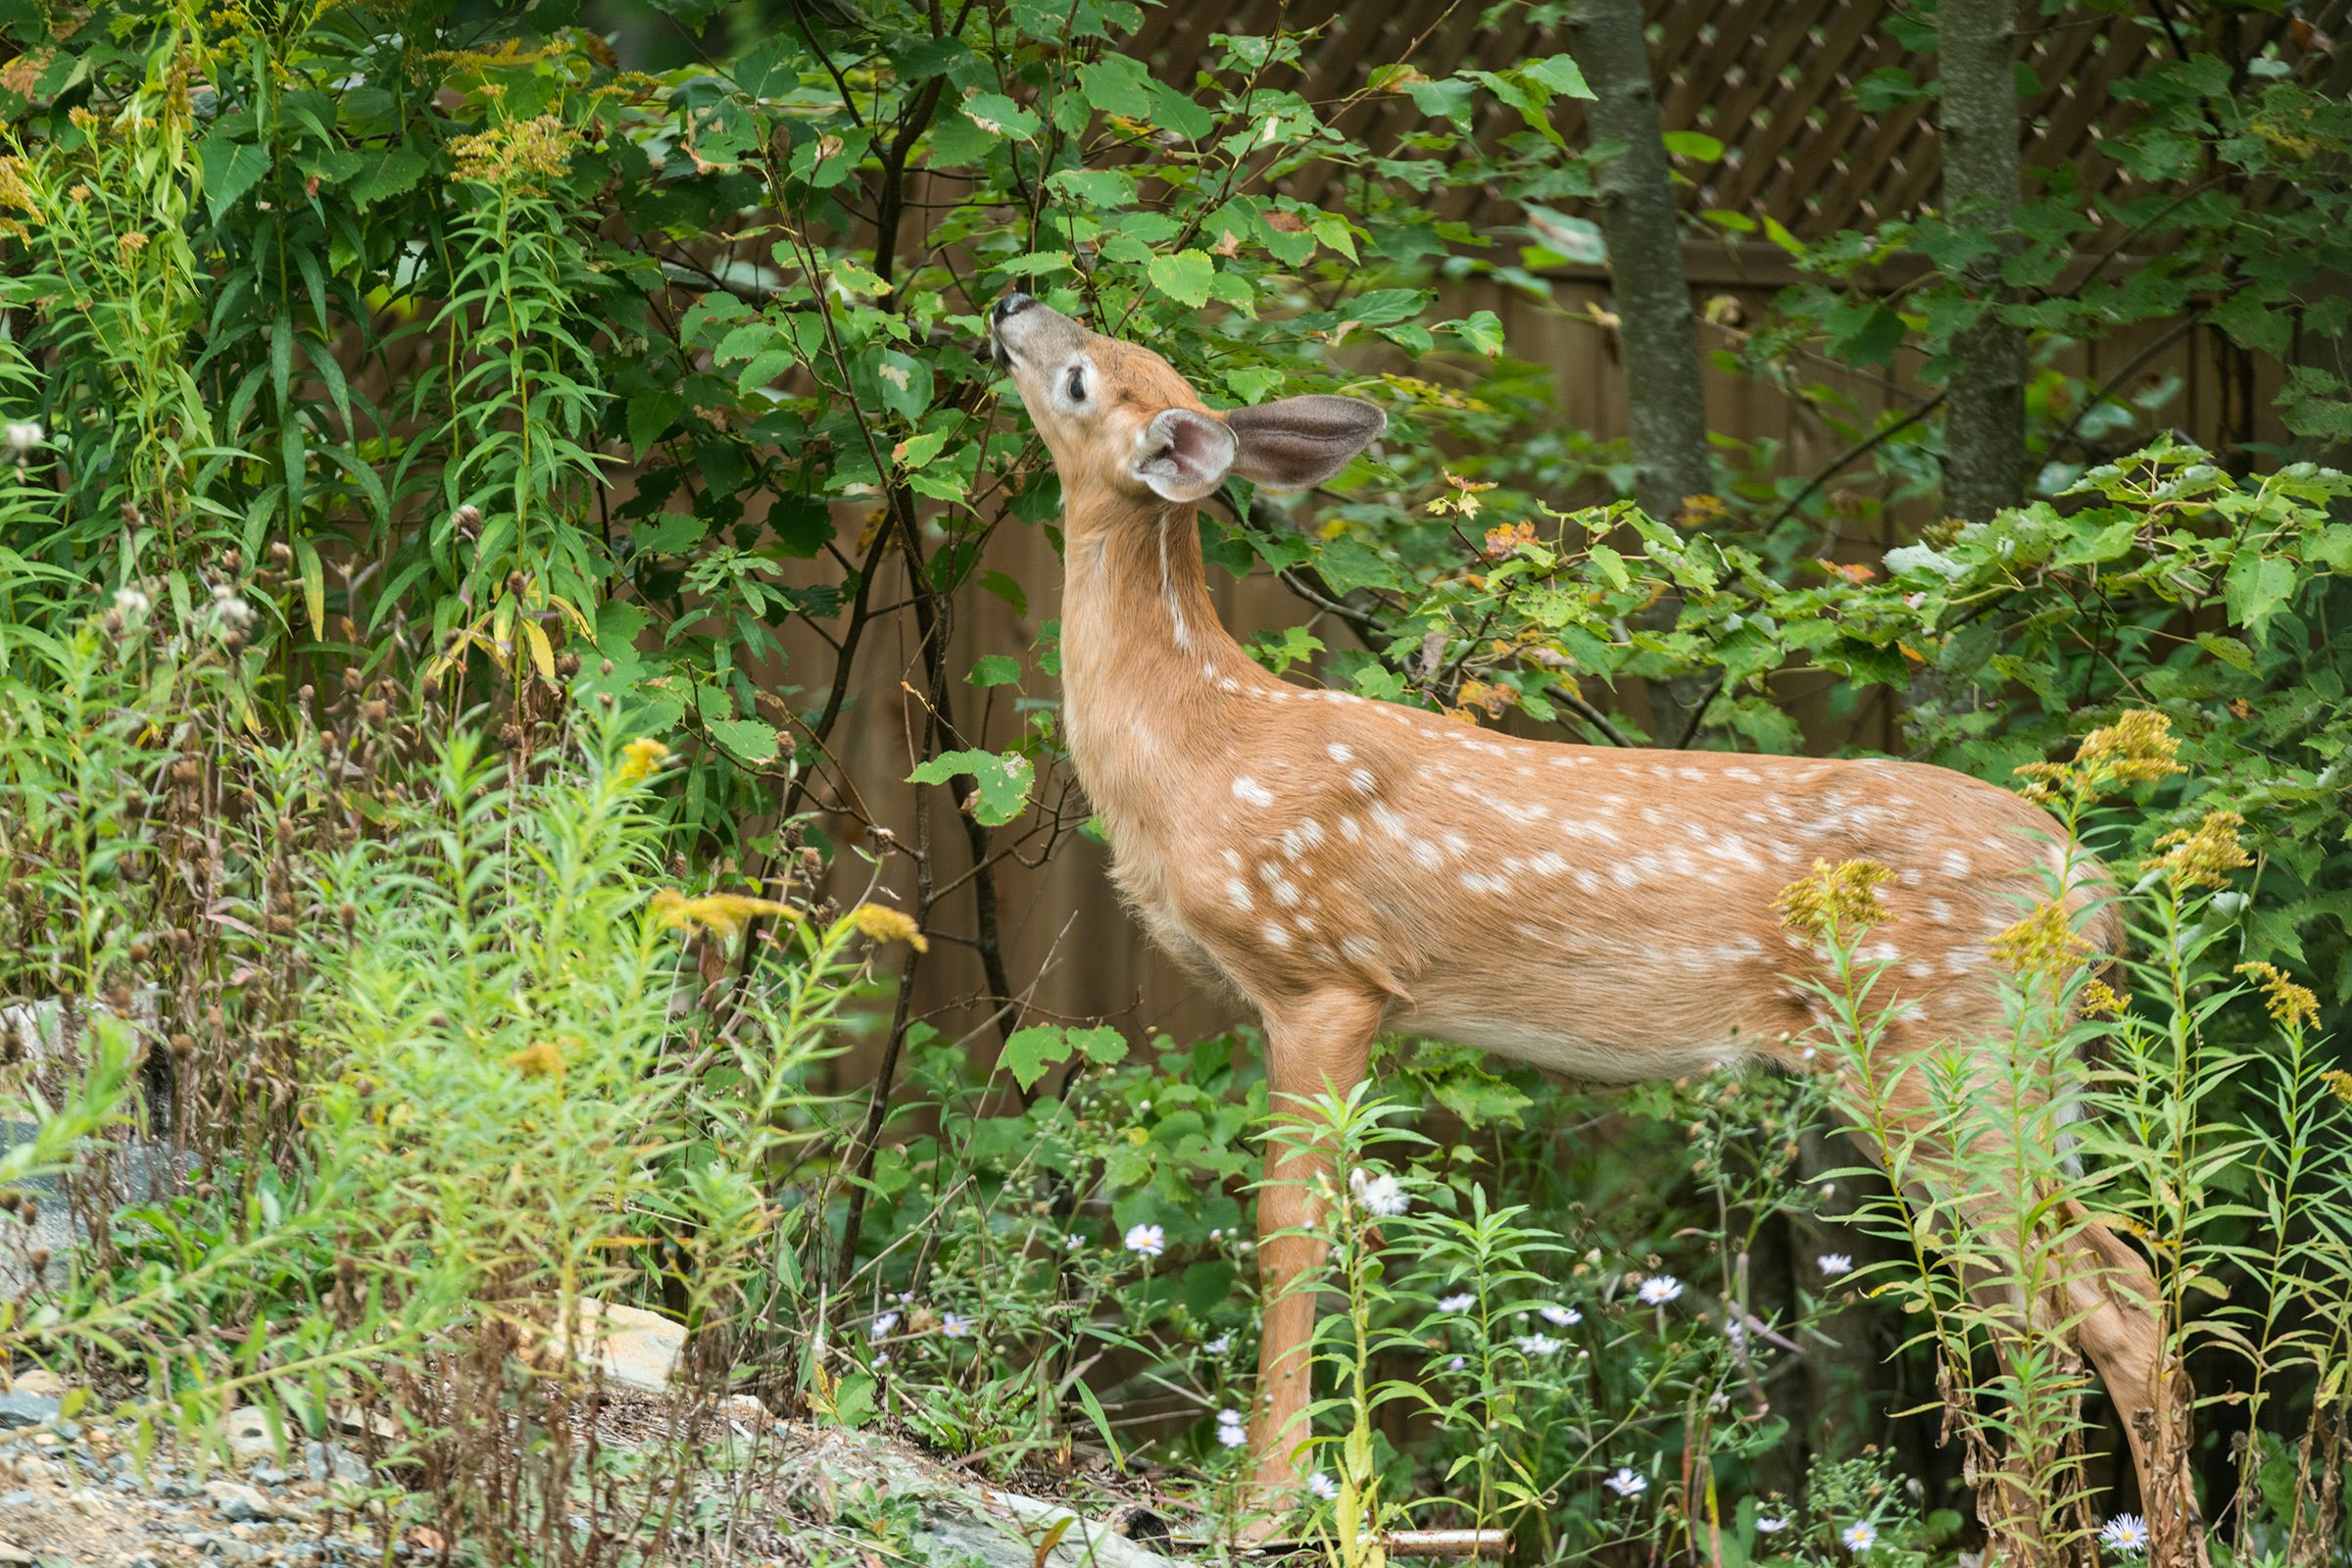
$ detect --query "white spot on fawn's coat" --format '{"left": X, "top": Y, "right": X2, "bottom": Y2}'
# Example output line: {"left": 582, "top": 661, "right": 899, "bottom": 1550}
{"left": 1233, "top": 777, "right": 1275, "bottom": 808}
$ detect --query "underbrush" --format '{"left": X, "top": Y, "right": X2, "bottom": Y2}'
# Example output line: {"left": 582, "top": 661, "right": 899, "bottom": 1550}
{"left": 1, "top": 595, "right": 2349, "bottom": 1564}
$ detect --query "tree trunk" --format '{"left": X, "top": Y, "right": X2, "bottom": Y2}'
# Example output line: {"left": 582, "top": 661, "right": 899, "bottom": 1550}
{"left": 1566, "top": 0, "right": 1712, "bottom": 525}
{"left": 1937, "top": 0, "right": 2027, "bottom": 522}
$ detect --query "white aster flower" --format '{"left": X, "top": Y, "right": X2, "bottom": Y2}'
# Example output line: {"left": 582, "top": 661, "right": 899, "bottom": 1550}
{"left": 1438, "top": 1291, "right": 1477, "bottom": 1313}
{"left": 939, "top": 1311, "right": 972, "bottom": 1338}
{"left": 1203, "top": 1335, "right": 1231, "bottom": 1355}
{"left": 1817, "top": 1252, "right": 1854, "bottom": 1276}
{"left": 1602, "top": 1467, "right": 1647, "bottom": 1497}
{"left": 113, "top": 586, "right": 150, "bottom": 618}
{"left": 1348, "top": 1167, "right": 1409, "bottom": 1216}
{"left": 1124, "top": 1222, "right": 1165, "bottom": 1258}
{"left": 2099, "top": 1514, "right": 2149, "bottom": 1554}
{"left": 1307, "top": 1471, "right": 1339, "bottom": 1500}
{"left": 1538, "top": 1303, "right": 1583, "bottom": 1326}
{"left": 1841, "top": 1521, "right": 1879, "bottom": 1551}
{"left": 1637, "top": 1275, "right": 1684, "bottom": 1306}
{"left": 868, "top": 1311, "right": 900, "bottom": 1340}
{"left": 1755, "top": 1515, "right": 1790, "bottom": 1534}
{"left": 1514, "top": 1333, "right": 1562, "bottom": 1357}
{"left": 4, "top": 420, "right": 42, "bottom": 455}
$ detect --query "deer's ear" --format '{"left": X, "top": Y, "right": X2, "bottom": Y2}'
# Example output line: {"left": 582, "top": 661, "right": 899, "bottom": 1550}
{"left": 1225, "top": 395, "right": 1386, "bottom": 491}
{"left": 1131, "top": 408, "right": 1238, "bottom": 503}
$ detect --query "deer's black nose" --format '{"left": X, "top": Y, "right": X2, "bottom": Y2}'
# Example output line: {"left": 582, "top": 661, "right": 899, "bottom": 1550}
{"left": 993, "top": 292, "right": 1037, "bottom": 324}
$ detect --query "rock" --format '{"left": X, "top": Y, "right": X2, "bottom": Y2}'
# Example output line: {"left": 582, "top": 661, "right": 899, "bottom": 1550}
{"left": 790, "top": 1428, "right": 1187, "bottom": 1568}
{"left": 205, "top": 1480, "right": 288, "bottom": 1523}
{"left": 0, "top": 1394, "right": 60, "bottom": 1431}
{"left": 250, "top": 1467, "right": 289, "bottom": 1488}
{"left": 0, "top": 1546, "right": 30, "bottom": 1567}
{"left": 8, "top": 1371, "right": 66, "bottom": 1398}
{"left": 220, "top": 1406, "right": 280, "bottom": 1462}
{"left": 301, "top": 1442, "right": 367, "bottom": 1486}
{"left": 0, "top": 1491, "right": 27, "bottom": 1508}
{"left": 559, "top": 1298, "right": 681, "bottom": 1394}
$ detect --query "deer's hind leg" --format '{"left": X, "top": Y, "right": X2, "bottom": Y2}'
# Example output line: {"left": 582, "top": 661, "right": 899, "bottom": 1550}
{"left": 2057, "top": 1202, "right": 2207, "bottom": 1568}
{"left": 1829, "top": 1030, "right": 2204, "bottom": 1565}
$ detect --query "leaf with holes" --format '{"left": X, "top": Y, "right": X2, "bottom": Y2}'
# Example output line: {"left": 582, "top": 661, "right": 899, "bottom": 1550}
{"left": 1148, "top": 249, "right": 1216, "bottom": 308}
{"left": 907, "top": 748, "right": 1035, "bottom": 825}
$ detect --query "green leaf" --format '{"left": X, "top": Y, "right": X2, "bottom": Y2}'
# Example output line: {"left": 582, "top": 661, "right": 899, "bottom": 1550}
{"left": 966, "top": 654, "right": 1021, "bottom": 687}
{"left": 2224, "top": 552, "right": 2299, "bottom": 641}
{"left": 1400, "top": 74, "right": 1477, "bottom": 126}
{"left": 346, "top": 147, "right": 427, "bottom": 207}
{"left": 293, "top": 537, "right": 325, "bottom": 639}
{"left": 831, "top": 257, "right": 893, "bottom": 297}
{"left": 1079, "top": 54, "right": 1157, "bottom": 118}
{"left": 707, "top": 718, "right": 781, "bottom": 765}
{"left": 1001, "top": 1025, "right": 1075, "bottom": 1091}
{"left": 1662, "top": 129, "right": 1724, "bottom": 161}
{"left": 1523, "top": 53, "right": 1594, "bottom": 98}
{"left": 1444, "top": 309, "right": 1505, "bottom": 358}
{"left": 199, "top": 132, "right": 270, "bottom": 222}
{"left": 960, "top": 90, "right": 1040, "bottom": 141}
{"left": 1147, "top": 249, "right": 1216, "bottom": 308}
{"left": 626, "top": 390, "right": 683, "bottom": 456}
{"left": 907, "top": 747, "right": 1035, "bottom": 825}
{"left": 2194, "top": 631, "right": 2257, "bottom": 674}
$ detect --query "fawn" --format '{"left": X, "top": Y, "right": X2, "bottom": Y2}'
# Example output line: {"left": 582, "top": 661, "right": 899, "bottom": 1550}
{"left": 986, "top": 291, "right": 2196, "bottom": 1545}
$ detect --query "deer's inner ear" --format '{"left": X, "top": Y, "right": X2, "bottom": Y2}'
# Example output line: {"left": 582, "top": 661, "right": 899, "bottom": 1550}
{"left": 1226, "top": 395, "right": 1387, "bottom": 491}
{"left": 1131, "top": 409, "right": 1237, "bottom": 503}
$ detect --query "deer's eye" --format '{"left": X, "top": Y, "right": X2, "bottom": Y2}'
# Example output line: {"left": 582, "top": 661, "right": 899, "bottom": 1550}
{"left": 1065, "top": 366, "right": 1087, "bottom": 403}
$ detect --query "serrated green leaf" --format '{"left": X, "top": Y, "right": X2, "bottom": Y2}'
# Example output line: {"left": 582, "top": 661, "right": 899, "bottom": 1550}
{"left": 1147, "top": 249, "right": 1216, "bottom": 307}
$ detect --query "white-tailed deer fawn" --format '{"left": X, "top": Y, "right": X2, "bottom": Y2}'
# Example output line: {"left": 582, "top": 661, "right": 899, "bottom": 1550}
{"left": 986, "top": 292, "right": 2194, "bottom": 1543}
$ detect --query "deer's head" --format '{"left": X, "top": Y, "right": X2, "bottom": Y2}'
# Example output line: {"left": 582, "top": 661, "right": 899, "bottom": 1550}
{"left": 988, "top": 293, "right": 1385, "bottom": 514}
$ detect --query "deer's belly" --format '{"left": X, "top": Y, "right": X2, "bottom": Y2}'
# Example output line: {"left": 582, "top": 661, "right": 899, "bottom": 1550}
{"left": 1393, "top": 983, "right": 1772, "bottom": 1084}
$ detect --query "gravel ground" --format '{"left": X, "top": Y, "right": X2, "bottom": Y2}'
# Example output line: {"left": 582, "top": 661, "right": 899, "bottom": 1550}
{"left": 0, "top": 1378, "right": 1192, "bottom": 1568}
{"left": 0, "top": 1388, "right": 390, "bottom": 1568}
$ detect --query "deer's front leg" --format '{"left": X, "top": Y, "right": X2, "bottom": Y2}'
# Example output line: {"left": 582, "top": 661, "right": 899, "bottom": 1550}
{"left": 1247, "top": 989, "right": 1383, "bottom": 1519}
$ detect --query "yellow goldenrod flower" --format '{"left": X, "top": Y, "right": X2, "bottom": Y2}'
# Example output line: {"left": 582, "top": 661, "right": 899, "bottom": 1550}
{"left": 2235, "top": 962, "right": 2320, "bottom": 1032}
{"left": 2078, "top": 976, "right": 2129, "bottom": 1017}
{"left": 2143, "top": 810, "right": 2252, "bottom": 891}
{"left": 851, "top": 903, "right": 928, "bottom": 952}
{"left": 505, "top": 1040, "right": 565, "bottom": 1079}
{"left": 2319, "top": 1069, "right": 2352, "bottom": 1106}
{"left": 450, "top": 113, "right": 582, "bottom": 188}
{"left": 1990, "top": 900, "right": 2095, "bottom": 979}
{"left": 617, "top": 736, "right": 670, "bottom": 785}
{"left": 2016, "top": 709, "right": 2186, "bottom": 806}
{"left": 650, "top": 888, "right": 800, "bottom": 941}
{"left": 1773, "top": 859, "right": 1894, "bottom": 942}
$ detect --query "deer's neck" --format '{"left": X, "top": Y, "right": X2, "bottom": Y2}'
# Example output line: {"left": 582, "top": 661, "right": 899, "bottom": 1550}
{"left": 1057, "top": 483, "right": 1259, "bottom": 831}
